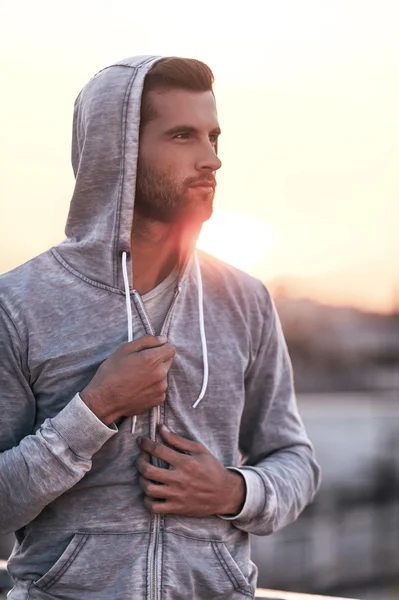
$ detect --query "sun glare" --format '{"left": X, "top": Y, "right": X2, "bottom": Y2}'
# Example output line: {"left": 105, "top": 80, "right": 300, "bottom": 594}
{"left": 197, "top": 211, "right": 278, "bottom": 273}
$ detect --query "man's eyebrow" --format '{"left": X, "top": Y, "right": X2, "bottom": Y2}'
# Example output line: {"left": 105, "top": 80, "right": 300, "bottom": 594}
{"left": 164, "top": 125, "right": 222, "bottom": 136}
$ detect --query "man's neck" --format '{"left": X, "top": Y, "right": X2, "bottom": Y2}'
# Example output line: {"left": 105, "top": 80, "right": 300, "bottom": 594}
{"left": 130, "top": 214, "right": 181, "bottom": 296}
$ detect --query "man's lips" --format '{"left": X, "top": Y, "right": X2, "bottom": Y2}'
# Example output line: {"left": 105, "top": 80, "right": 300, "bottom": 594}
{"left": 189, "top": 181, "right": 216, "bottom": 189}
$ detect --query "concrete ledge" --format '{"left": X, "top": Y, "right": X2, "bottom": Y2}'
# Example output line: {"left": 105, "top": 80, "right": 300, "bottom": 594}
{"left": 256, "top": 589, "right": 360, "bottom": 600}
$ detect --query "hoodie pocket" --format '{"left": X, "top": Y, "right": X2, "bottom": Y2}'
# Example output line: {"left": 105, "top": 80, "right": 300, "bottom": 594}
{"left": 162, "top": 532, "right": 254, "bottom": 599}
{"left": 33, "top": 533, "right": 88, "bottom": 591}
{"left": 32, "top": 531, "right": 149, "bottom": 600}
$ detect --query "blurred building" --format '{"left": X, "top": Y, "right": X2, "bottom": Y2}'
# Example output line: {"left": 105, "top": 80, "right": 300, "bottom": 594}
{"left": 274, "top": 293, "right": 399, "bottom": 393}
{"left": 251, "top": 392, "right": 399, "bottom": 598}
{"left": 250, "top": 295, "right": 399, "bottom": 599}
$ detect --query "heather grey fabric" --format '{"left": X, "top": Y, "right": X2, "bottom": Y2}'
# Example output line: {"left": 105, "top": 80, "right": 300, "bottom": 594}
{"left": 0, "top": 55, "right": 321, "bottom": 600}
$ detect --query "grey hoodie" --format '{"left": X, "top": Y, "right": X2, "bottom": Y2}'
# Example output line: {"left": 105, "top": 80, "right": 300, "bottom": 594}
{"left": 0, "top": 56, "right": 320, "bottom": 600}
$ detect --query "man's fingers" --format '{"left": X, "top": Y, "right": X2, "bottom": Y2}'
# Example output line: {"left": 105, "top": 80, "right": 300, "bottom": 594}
{"left": 138, "top": 437, "right": 183, "bottom": 467}
{"left": 137, "top": 451, "right": 151, "bottom": 464}
{"left": 144, "top": 343, "right": 176, "bottom": 364}
{"left": 135, "top": 453, "right": 174, "bottom": 483}
{"left": 144, "top": 497, "right": 177, "bottom": 515}
{"left": 139, "top": 476, "right": 170, "bottom": 499}
{"left": 159, "top": 425, "right": 203, "bottom": 454}
{"left": 120, "top": 335, "right": 176, "bottom": 368}
{"left": 126, "top": 335, "right": 168, "bottom": 353}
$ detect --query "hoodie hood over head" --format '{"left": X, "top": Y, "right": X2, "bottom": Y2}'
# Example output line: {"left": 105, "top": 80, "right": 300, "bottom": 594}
{"left": 57, "top": 55, "right": 164, "bottom": 291}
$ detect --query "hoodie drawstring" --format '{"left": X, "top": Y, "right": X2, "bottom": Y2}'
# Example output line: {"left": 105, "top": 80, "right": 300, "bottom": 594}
{"left": 120, "top": 250, "right": 209, "bottom": 431}
{"left": 192, "top": 251, "right": 209, "bottom": 408}
{"left": 121, "top": 251, "right": 136, "bottom": 432}
{"left": 122, "top": 252, "right": 134, "bottom": 343}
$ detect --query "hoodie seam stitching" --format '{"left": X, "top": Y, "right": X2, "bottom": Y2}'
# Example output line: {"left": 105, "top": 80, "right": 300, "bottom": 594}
{"left": 145, "top": 518, "right": 151, "bottom": 600}
{"left": 110, "top": 58, "right": 159, "bottom": 70}
{"left": 112, "top": 68, "right": 139, "bottom": 288}
{"left": 261, "top": 287, "right": 277, "bottom": 352}
{"left": 92, "top": 60, "right": 154, "bottom": 80}
{"left": 211, "top": 542, "right": 253, "bottom": 596}
{"left": 39, "top": 533, "right": 89, "bottom": 591}
{"left": 160, "top": 526, "right": 165, "bottom": 600}
{"left": 0, "top": 301, "right": 25, "bottom": 349}
{"left": 211, "top": 542, "right": 240, "bottom": 590}
{"left": 163, "top": 530, "right": 225, "bottom": 544}
{"left": 24, "top": 528, "right": 149, "bottom": 536}
{"left": 51, "top": 249, "right": 124, "bottom": 294}
{"left": 0, "top": 301, "right": 32, "bottom": 381}
{"left": 244, "top": 286, "right": 276, "bottom": 378}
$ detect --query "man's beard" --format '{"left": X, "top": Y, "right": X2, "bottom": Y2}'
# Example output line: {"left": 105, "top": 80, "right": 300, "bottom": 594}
{"left": 135, "top": 160, "right": 215, "bottom": 225}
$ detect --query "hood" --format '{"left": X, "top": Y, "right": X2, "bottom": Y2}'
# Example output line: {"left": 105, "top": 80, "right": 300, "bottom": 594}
{"left": 56, "top": 55, "right": 164, "bottom": 291}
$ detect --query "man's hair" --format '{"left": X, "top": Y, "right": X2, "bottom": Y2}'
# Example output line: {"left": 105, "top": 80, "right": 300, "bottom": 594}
{"left": 140, "top": 57, "right": 214, "bottom": 127}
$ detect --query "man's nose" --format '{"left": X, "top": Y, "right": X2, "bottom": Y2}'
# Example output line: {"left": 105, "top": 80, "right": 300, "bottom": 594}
{"left": 195, "top": 143, "right": 222, "bottom": 172}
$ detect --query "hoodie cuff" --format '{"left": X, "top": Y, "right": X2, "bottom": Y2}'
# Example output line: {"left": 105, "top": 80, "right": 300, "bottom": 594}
{"left": 48, "top": 393, "right": 118, "bottom": 458}
{"left": 219, "top": 467, "right": 267, "bottom": 522}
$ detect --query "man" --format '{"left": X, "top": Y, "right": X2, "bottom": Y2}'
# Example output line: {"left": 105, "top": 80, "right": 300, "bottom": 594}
{"left": 0, "top": 56, "right": 320, "bottom": 600}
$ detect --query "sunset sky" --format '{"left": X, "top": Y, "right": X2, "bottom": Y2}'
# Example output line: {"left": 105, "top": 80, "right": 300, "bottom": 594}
{"left": 0, "top": 1, "right": 398, "bottom": 313}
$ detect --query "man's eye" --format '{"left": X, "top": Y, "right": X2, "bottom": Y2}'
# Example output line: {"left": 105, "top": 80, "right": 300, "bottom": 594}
{"left": 174, "top": 133, "right": 191, "bottom": 140}
{"left": 209, "top": 134, "right": 219, "bottom": 144}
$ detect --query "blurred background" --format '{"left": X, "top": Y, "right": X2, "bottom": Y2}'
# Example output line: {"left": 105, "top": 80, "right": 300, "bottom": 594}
{"left": 0, "top": 1, "right": 398, "bottom": 598}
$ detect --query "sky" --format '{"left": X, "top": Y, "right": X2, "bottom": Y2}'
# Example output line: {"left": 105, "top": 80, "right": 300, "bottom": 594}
{"left": 0, "top": 0, "right": 398, "bottom": 313}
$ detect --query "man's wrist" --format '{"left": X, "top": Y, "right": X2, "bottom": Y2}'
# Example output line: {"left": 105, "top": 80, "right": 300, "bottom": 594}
{"left": 80, "top": 388, "right": 115, "bottom": 426}
{"left": 219, "top": 469, "right": 246, "bottom": 516}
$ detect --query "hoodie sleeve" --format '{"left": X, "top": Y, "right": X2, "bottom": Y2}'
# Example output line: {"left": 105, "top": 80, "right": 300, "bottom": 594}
{"left": 222, "top": 288, "right": 321, "bottom": 535}
{"left": 0, "top": 303, "right": 117, "bottom": 535}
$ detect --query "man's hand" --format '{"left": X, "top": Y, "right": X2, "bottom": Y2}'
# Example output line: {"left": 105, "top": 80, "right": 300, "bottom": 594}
{"left": 135, "top": 425, "right": 246, "bottom": 517}
{"left": 80, "top": 335, "right": 176, "bottom": 425}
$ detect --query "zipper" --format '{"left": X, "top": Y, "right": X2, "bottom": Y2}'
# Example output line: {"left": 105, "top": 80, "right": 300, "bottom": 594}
{"left": 133, "top": 286, "right": 181, "bottom": 600}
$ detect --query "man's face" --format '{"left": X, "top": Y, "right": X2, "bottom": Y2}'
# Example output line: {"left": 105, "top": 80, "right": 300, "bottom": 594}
{"left": 135, "top": 88, "right": 222, "bottom": 225}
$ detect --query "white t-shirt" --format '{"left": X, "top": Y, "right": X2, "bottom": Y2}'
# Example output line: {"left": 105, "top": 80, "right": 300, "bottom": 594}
{"left": 142, "top": 267, "right": 179, "bottom": 335}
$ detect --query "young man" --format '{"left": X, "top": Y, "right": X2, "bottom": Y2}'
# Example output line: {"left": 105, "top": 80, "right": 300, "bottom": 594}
{"left": 0, "top": 56, "right": 320, "bottom": 600}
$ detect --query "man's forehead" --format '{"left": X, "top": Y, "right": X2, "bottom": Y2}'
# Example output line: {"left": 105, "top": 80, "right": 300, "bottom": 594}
{"left": 147, "top": 88, "right": 219, "bottom": 127}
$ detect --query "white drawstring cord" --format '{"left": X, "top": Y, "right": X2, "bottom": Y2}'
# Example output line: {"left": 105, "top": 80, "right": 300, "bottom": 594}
{"left": 122, "top": 250, "right": 207, "bottom": 415}
{"left": 121, "top": 251, "right": 137, "bottom": 433}
{"left": 193, "top": 251, "right": 209, "bottom": 408}
{"left": 122, "top": 252, "right": 133, "bottom": 343}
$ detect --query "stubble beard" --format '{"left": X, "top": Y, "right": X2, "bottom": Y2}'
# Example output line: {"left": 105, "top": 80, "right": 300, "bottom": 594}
{"left": 134, "top": 160, "right": 214, "bottom": 225}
